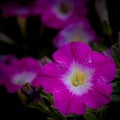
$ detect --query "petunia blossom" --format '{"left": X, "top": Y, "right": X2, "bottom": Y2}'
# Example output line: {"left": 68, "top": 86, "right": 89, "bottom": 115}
{"left": 39, "top": 0, "right": 89, "bottom": 29}
{"left": 1, "top": 57, "right": 42, "bottom": 93}
{"left": 37, "top": 42, "right": 117, "bottom": 115}
{"left": 53, "top": 20, "right": 98, "bottom": 48}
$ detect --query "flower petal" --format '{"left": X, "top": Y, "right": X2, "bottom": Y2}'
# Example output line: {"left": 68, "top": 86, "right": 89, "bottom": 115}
{"left": 4, "top": 81, "right": 21, "bottom": 93}
{"left": 53, "top": 42, "right": 92, "bottom": 68}
{"left": 53, "top": 42, "right": 74, "bottom": 68}
{"left": 36, "top": 76, "right": 64, "bottom": 94}
{"left": 84, "top": 88, "right": 111, "bottom": 109}
{"left": 92, "top": 81, "right": 113, "bottom": 95}
{"left": 66, "top": 95, "right": 86, "bottom": 115}
{"left": 89, "top": 51, "right": 117, "bottom": 81}
{"left": 39, "top": 61, "right": 68, "bottom": 77}
{"left": 54, "top": 89, "right": 86, "bottom": 115}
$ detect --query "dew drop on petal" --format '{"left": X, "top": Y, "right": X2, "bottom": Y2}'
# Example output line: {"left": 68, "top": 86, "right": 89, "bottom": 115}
{"left": 88, "top": 54, "right": 92, "bottom": 63}
{"left": 88, "top": 59, "right": 92, "bottom": 63}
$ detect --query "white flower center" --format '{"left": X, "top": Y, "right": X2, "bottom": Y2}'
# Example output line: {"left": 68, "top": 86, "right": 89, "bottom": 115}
{"left": 62, "top": 63, "right": 94, "bottom": 95}
{"left": 52, "top": 1, "right": 73, "bottom": 20}
{"left": 12, "top": 71, "right": 36, "bottom": 85}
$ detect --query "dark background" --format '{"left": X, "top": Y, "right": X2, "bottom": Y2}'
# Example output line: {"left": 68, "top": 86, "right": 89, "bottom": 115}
{"left": 0, "top": 0, "right": 120, "bottom": 119}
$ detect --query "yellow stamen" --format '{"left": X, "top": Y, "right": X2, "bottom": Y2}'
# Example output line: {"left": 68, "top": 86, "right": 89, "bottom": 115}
{"left": 71, "top": 69, "right": 86, "bottom": 87}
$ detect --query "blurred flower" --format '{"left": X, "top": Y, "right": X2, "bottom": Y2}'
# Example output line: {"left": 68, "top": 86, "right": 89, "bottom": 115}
{"left": 53, "top": 19, "right": 98, "bottom": 48}
{"left": 1, "top": 57, "right": 42, "bottom": 93}
{"left": 0, "top": 0, "right": 42, "bottom": 18}
{"left": 102, "top": 47, "right": 113, "bottom": 57}
{"left": 37, "top": 42, "right": 117, "bottom": 115}
{"left": 1, "top": 2, "right": 31, "bottom": 18}
{"left": 39, "top": 0, "right": 89, "bottom": 29}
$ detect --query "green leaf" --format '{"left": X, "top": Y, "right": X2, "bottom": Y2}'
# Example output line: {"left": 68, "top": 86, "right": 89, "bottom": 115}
{"left": 84, "top": 112, "right": 96, "bottom": 120}
{"left": 117, "top": 69, "right": 120, "bottom": 78}
{"left": 41, "top": 93, "right": 53, "bottom": 105}
{"left": 112, "top": 81, "right": 120, "bottom": 94}
{"left": 112, "top": 94, "right": 120, "bottom": 102}
{"left": 28, "top": 102, "right": 50, "bottom": 114}
{"left": 112, "top": 46, "right": 120, "bottom": 68}
{"left": 66, "top": 114, "right": 80, "bottom": 118}
{"left": 112, "top": 54, "right": 120, "bottom": 69}
{"left": 102, "top": 21, "right": 112, "bottom": 36}
{"left": 28, "top": 102, "right": 55, "bottom": 118}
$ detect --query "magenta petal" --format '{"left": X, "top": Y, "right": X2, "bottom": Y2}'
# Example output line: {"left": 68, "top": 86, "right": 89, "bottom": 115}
{"left": 12, "top": 57, "right": 41, "bottom": 71}
{"left": 39, "top": 61, "right": 68, "bottom": 77}
{"left": 53, "top": 42, "right": 92, "bottom": 67}
{"left": 36, "top": 63, "right": 66, "bottom": 93}
{"left": 41, "top": 8, "right": 68, "bottom": 29}
{"left": 53, "top": 19, "right": 98, "bottom": 48}
{"left": 54, "top": 89, "right": 72, "bottom": 115}
{"left": 67, "top": 96, "right": 86, "bottom": 115}
{"left": 69, "top": 42, "right": 92, "bottom": 63}
{"left": 35, "top": 76, "right": 64, "bottom": 93}
{"left": 92, "top": 80, "right": 113, "bottom": 95}
{"left": 89, "top": 51, "right": 117, "bottom": 81}
{"left": 54, "top": 89, "right": 86, "bottom": 115}
{"left": 94, "top": 61, "right": 117, "bottom": 82}
{"left": 53, "top": 34, "right": 67, "bottom": 48}
{"left": 4, "top": 81, "right": 22, "bottom": 93}
{"left": 53, "top": 43, "right": 74, "bottom": 68}
{"left": 86, "top": 51, "right": 112, "bottom": 68}
{"left": 84, "top": 88, "right": 111, "bottom": 109}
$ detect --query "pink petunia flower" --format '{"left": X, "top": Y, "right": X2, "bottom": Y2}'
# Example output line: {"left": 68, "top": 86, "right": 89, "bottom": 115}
{"left": 1, "top": 57, "right": 42, "bottom": 93}
{"left": 39, "top": 0, "right": 89, "bottom": 29}
{"left": 53, "top": 20, "right": 98, "bottom": 48}
{"left": 37, "top": 42, "right": 117, "bottom": 115}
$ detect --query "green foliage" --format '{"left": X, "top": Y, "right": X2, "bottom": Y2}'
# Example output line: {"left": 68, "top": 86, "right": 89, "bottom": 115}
{"left": 84, "top": 112, "right": 96, "bottom": 120}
